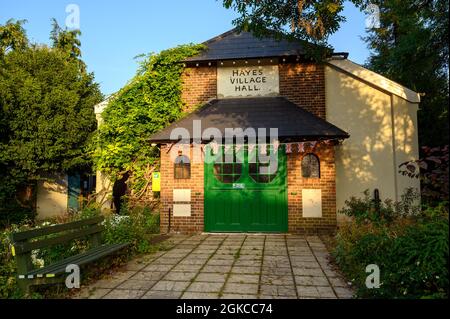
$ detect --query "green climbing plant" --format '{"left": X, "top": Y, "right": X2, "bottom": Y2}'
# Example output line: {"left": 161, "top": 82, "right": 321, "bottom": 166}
{"left": 92, "top": 43, "right": 205, "bottom": 198}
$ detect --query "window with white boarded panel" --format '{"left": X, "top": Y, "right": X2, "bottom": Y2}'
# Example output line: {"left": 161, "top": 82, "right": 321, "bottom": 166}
{"left": 173, "top": 189, "right": 191, "bottom": 217}
{"left": 302, "top": 189, "right": 322, "bottom": 218}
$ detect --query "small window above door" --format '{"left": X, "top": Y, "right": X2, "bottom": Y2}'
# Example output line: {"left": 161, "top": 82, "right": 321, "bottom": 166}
{"left": 301, "top": 153, "right": 320, "bottom": 178}
{"left": 174, "top": 155, "right": 191, "bottom": 179}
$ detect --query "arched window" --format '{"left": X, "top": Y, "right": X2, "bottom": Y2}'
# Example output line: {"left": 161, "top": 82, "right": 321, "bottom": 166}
{"left": 174, "top": 155, "right": 190, "bottom": 179}
{"left": 301, "top": 153, "right": 320, "bottom": 178}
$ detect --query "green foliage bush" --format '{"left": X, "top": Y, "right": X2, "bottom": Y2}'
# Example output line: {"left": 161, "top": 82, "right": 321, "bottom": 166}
{"left": 0, "top": 205, "right": 160, "bottom": 298}
{"left": 0, "top": 202, "right": 35, "bottom": 229}
{"left": 0, "top": 227, "right": 21, "bottom": 298}
{"left": 102, "top": 206, "right": 160, "bottom": 254}
{"left": 1, "top": 20, "right": 102, "bottom": 226}
{"left": 92, "top": 43, "right": 205, "bottom": 193}
{"left": 339, "top": 188, "right": 421, "bottom": 225}
{"left": 334, "top": 190, "right": 449, "bottom": 299}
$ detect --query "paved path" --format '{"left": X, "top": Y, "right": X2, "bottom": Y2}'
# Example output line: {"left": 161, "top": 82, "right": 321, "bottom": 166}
{"left": 74, "top": 234, "right": 354, "bottom": 299}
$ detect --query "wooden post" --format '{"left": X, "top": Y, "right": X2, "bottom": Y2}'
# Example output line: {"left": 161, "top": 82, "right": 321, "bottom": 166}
{"left": 13, "top": 246, "right": 33, "bottom": 294}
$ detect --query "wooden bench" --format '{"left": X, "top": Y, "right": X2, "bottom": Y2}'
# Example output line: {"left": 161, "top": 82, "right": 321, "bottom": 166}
{"left": 9, "top": 216, "right": 128, "bottom": 294}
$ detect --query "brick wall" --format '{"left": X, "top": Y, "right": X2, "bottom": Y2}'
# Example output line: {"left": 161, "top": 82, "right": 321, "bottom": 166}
{"left": 160, "top": 144, "right": 204, "bottom": 233}
{"left": 181, "top": 66, "right": 217, "bottom": 112}
{"left": 158, "top": 62, "right": 334, "bottom": 234}
{"left": 160, "top": 142, "right": 336, "bottom": 234}
{"left": 181, "top": 63, "right": 326, "bottom": 118}
{"left": 287, "top": 142, "right": 337, "bottom": 233}
{"left": 279, "top": 63, "right": 326, "bottom": 118}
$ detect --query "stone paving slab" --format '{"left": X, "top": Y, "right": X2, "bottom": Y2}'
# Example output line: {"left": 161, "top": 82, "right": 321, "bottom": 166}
{"left": 141, "top": 290, "right": 182, "bottom": 299}
{"left": 103, "top": 289, "right": 146, "bottom": 299}
{"left": 73, "top": 234, "right": 354, "bottom": 299}
{"left": 151, "top": 280, "right": 190, "bottom": 292}
{"left": 227, "top": 274, "right": 259, "bottom": 284}
{"left": 260, "top": 284, "right": 297, "bottom": 297}
{"left": 117, "top": 279, "right": 156, "bottom": 290}
{"left": 196, "top": 273, "right": 228, "bottom": 283}
{"left": 221, "top": 293, "right": 259, "bottom": 299}
{"left": 187, "top": 282, "right": 223, "bottom": 293}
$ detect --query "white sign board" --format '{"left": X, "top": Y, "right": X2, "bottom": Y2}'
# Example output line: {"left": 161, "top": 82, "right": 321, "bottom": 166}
{"left": 217, "top": 65, "right": 279, "bottom": 98}
{"left": 173, "top": 189, "right": 191, "bottom": 202}
{"left": 302, "top": 189, "right": 322, "bottom": 218}
{"left": 173, "top": 204, "right": 191, "bottom": 217}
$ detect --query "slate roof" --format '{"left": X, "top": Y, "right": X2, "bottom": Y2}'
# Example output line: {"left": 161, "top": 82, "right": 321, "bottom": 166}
{"left": 149, "top": 97, "right": 349, "bottom": 142}
{"left": 185, "top": 28, "right": 315, "bottom": 62}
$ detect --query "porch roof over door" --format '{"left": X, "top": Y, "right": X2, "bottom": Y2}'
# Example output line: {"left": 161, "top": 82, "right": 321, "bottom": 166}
{"left": 149, "top": 97, "right": 349, "bottom": 143}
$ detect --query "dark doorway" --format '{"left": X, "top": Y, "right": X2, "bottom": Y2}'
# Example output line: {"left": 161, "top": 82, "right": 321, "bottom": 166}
{"left": 112, "top": 172, "right": 129, "bottom": 214}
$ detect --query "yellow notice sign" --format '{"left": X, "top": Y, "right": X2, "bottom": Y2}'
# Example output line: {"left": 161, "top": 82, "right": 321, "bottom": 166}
{"left": 152, "top": 172, "right": 161, "bottom": 192}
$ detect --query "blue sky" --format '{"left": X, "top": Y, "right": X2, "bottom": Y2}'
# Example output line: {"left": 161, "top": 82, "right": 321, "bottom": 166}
{"left": 1, "top": 0, "right": 370, "bottom": 95}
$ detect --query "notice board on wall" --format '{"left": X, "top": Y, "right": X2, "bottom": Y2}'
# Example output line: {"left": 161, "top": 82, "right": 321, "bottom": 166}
{"left": 217, "top": 64, "right": 279, "bottom": 98}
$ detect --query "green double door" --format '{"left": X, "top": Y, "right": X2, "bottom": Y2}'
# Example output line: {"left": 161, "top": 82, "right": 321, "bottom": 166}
{"left": 204, "top": 144, "right": 288, "bottom": 233}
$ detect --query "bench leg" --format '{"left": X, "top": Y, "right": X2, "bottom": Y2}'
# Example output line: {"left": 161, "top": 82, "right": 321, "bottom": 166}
{"left": 17, "top": 278, "right": 31, "bottom": 296}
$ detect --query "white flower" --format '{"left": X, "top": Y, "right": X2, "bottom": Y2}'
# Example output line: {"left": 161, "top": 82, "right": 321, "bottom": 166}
{"left": 108, "top": 215, "right": 130, "bottom": 227}
{"left": 31, "top": 251, "right": 45, "bottom": 268}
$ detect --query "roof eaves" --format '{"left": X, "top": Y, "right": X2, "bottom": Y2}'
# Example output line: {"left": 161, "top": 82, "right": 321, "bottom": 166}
{"left": 327, "top": 58, "right": 421, "bottom": 103}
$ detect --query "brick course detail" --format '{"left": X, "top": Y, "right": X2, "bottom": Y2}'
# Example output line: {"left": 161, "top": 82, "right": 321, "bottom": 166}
{"left": 279, "top": 63, "right": 326, "bottom": 118}
{"left": 160, "top": 144, "right": 204, "bottom": 233}
{"left": 181, "top": 67, "right": 217, "bottom": 113}
{"left": 287, "top": 143, "right": 337, "bottom": 233}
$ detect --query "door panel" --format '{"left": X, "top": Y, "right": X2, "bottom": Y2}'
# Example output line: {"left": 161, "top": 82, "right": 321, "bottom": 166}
{"left": 204, "top": 144, "right": 287, "bottom": 233}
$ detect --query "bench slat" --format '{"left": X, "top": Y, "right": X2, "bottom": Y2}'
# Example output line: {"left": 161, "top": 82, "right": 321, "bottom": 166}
{"left": 26, "top": 243, "right": 129, "bottom": 276}
{"left": 26, "top": 245, "right": 108, "bottom": 274}
{"left": 14, "top": 225, "right": 104, "bottom": 254}
{"left": 11, "top": 216, "right": 104, "bottom": 242}
{"left": 27, "top": 244, "right": 114, "bottom": 274}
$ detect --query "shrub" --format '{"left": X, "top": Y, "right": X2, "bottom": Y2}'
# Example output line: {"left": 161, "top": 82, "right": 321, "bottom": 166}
{"left": 0, "top": 202, "right": 35, "bottom": 229}
{"left": 399, "top": 145, "right": 449, "bottom": 204}
{"left": 0, "top": 227, "right": 22, "bottom": 298}
{"left": 0, "top": 222, "right": 48, "bottom": 299}
{"left": 334, "top": 190, "right": 449, "bottom": 299}
{"left": 0, "top": 204, "right": 160, "bottom": 298}
{"left": 102, "top": 205, "right": 160, "bottom": 254}
{"left": 339, "top": 188, "right": 421, "bottom": 225}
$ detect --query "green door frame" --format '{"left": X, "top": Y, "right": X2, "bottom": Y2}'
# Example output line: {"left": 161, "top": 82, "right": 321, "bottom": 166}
{"left": 204, "top": 144, "right": 288, "bottom": 233}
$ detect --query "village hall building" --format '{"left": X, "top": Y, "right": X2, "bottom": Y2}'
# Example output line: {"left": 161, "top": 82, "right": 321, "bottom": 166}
{"left": 36, "top": 28, "right": 420, "bottom": 233}
{"left": 143, "top": 29, "right": 421, "bottom": 234}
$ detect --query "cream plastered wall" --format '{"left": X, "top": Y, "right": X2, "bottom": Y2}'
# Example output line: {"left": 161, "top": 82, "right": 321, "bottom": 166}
{"left": 325, "top": 64, "right": 420, "bottom": 223}
{"left": 392, "top": 95, "right": 421, "bottom": 198}
{"left": 36, "top": 174, "right": 68, "bottom": 220}
{"left": 95, "top": 171, "right": 113, "bottom": 211}
{"left": 94, "top": 101, "right": 114, "bottom": 212}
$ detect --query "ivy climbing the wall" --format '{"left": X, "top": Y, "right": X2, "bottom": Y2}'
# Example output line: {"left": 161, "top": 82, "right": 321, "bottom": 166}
{"left": 92, "top": 43, "right": 205, "bottom": 206}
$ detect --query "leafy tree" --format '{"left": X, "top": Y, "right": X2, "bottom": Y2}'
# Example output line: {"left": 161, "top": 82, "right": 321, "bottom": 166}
{"left": 50, "top": 18, "right": 82, "bottom": 60}
{"left": 222, "top": 0, "right": 372, "bottom": 57}
{"left": 0, "top": 20, "right": 102, "bottom": 222}
{"left": 0, "top": 19, "right": 28, "bottom": 57}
